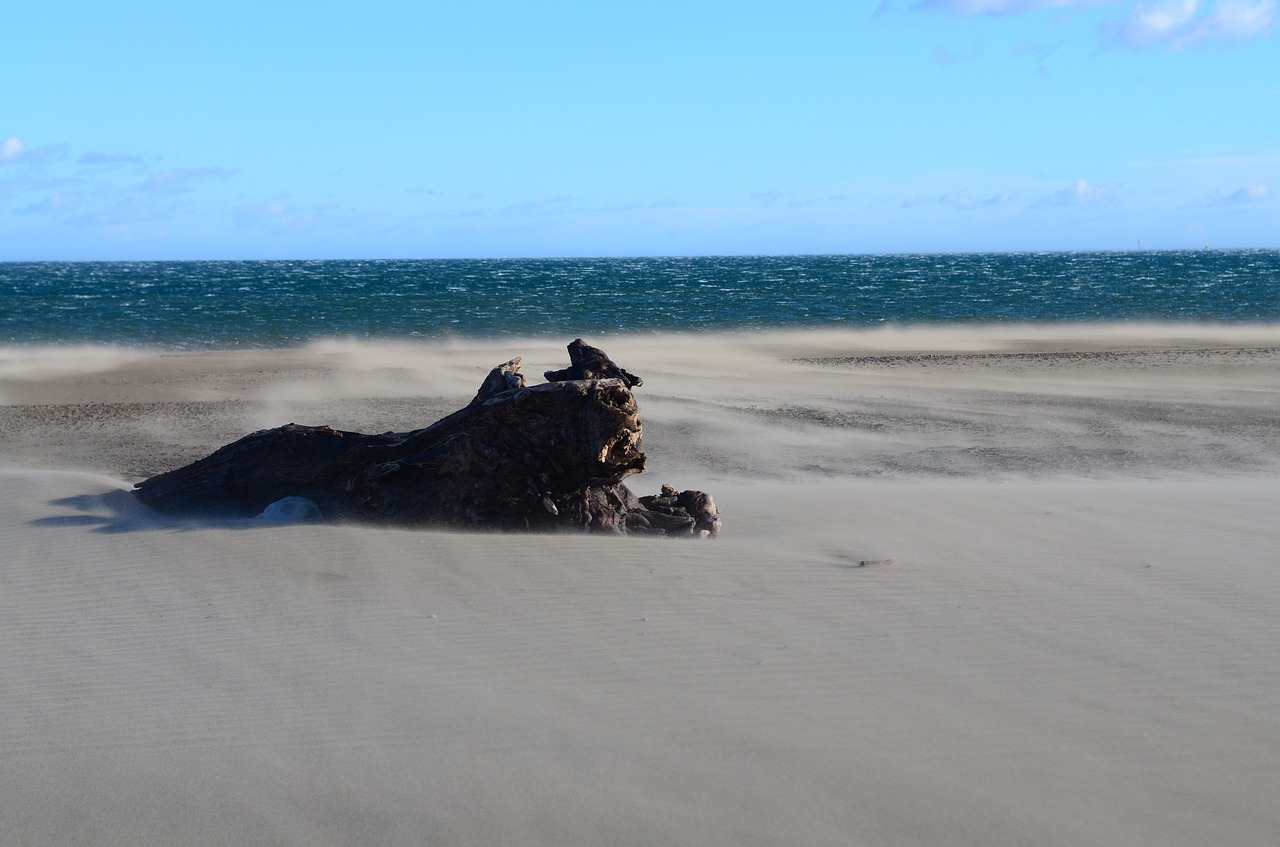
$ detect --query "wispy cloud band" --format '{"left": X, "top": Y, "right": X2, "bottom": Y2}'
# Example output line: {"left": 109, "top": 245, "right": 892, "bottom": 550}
{"left": 909, "top": 0, "right": 1275, "bottom": 47}
{"left": 1112, "top": 0, "right": 1276, "bottom": 46}
{"left": 917, "top": 0, "right": 1116, "bottom": 14}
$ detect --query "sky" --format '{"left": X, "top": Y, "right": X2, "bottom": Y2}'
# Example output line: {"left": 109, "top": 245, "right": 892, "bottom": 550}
{"left": 2, "top": 0, "right": 1277, "bottom": 260}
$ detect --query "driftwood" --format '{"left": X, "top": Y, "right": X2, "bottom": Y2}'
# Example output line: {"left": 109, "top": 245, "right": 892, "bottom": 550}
{"left": 133, "top": 340, "right": 720, "bottom": 537}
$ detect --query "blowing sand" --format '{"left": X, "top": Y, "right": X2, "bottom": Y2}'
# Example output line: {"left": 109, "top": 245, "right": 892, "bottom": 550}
{"left": 3, "top": 325, "right": 1280, "bottom": 846}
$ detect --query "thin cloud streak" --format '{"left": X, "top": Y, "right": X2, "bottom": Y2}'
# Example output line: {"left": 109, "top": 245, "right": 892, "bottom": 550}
{"left": 910, "top": 0, "right": 1275, "bottom": 48}
{"left": 903, "top": 190, "right": 1019, "bottom": 210}
{"left": 140, "top": 167, "right": 235, "bottom": 194}
{"left": 78, "top": 151, "right": 149, "bottom": 166}
{"left": 916, "top": 0, "right": 1117, "bottom": 15}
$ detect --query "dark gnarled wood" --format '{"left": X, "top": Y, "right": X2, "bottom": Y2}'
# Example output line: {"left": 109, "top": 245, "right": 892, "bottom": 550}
{"left": 133, "top": 340, "right": 720, "bottom": 537}
{"left": 544, "top": 338, "right": 643, "bottom": 388}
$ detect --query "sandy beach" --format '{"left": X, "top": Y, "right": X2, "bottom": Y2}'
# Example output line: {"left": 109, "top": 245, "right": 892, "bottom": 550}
{"left": 3, "top": 325, "right": 1280, "bottom": 846}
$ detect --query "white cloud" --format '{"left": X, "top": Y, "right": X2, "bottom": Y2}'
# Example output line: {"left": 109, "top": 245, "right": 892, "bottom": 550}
{"left": 1201, "top": 0, "right": 1277, "bottom": 37}
{"left": 1111, "top": 0, "right": 1275, "bottom": 46}
{"left": 1224, "top": 184, "right": 1272, "bottom": 203}
{"left": 1041, "top": 179, "right": 1118, "bottom": 206}
{"left": 1119, "top": 0, "right": 1199, "bottom": 44}
{"left": 0, "top": 137, "right": 64, "bottom": 165}
{"left": 910, "top": 0, "right": 1275, "bottom": 47}
{"left": 1, "top": 137, "right": 30, "bottom": 162}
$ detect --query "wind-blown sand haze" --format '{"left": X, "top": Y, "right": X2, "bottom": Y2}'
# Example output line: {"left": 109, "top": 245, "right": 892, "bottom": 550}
{"left": 3, "top": 325, "right": 1280, "bottom": 845}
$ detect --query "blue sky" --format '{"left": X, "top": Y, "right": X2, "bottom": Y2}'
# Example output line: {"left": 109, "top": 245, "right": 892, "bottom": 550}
{"left": 3, "top": 0, "right": 1276, "bottom": 259}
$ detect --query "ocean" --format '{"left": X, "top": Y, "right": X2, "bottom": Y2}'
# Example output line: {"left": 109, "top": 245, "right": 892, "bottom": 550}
{"left": 3, "top": 250, "right": 1279, "bottom": 349}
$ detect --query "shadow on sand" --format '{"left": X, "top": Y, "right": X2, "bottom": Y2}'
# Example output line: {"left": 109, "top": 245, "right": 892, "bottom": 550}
{"left": 34, "top": 488, "right": 303, "bottom": 534}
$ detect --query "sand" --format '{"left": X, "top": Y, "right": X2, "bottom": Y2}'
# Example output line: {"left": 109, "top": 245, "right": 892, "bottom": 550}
{"left": 3, "top": 325, "right": 1280, "bottom": 846}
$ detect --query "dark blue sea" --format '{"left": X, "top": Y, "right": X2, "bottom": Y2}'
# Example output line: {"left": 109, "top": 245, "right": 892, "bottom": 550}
{"left": 3, "top": 251, "right": 1278, "bottom": 349}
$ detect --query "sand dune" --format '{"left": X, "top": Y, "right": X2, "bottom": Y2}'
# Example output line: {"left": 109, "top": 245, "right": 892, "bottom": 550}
{"left": 3, "top": 326, "right": 1280, "bottom": 845}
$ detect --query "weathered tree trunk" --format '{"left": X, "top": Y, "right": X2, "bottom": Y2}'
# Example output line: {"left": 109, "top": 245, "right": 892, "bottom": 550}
{"left": 133, "top": 340, "right": 720, "bottom": 537}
